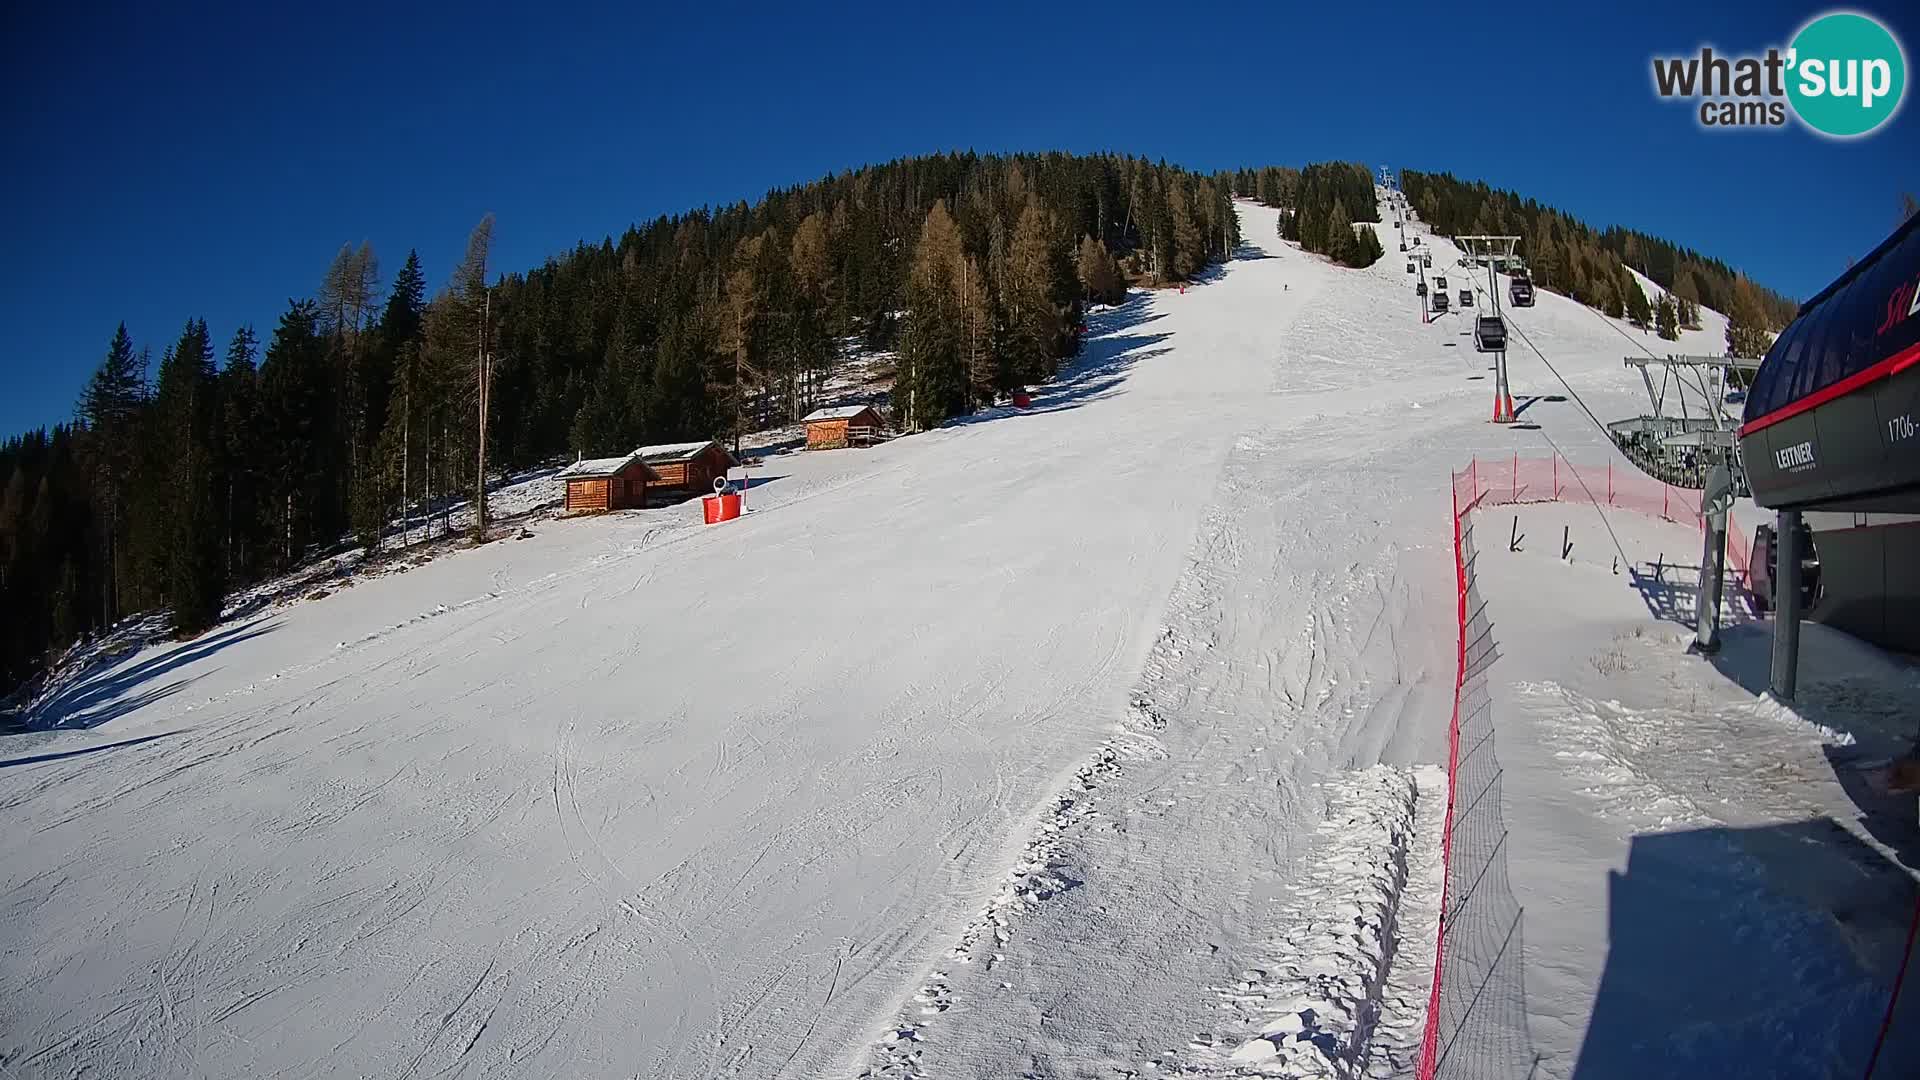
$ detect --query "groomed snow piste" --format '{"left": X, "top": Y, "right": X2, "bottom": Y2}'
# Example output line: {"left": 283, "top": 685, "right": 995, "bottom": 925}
{"left": 6, "top": 198, "right": 1911, "bottom": 1079}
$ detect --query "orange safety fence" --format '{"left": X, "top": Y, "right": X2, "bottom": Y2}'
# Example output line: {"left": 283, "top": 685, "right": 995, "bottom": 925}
{"left": 1452, "top": 454, "right": 1750, "bottom": 584}
{"left": 1417, "top": 456, "right": 1754, "bottom": 1080}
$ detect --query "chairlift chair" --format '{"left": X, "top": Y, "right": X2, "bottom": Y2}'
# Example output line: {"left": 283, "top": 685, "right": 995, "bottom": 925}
{"left": 1432, "top": 290, "right": 1449, "bottom": 313}
{"left": 1434, "top": 274, "right": 1448, "bottom": 291}
{"left": 1406, "top": 261, "right": 1415, "bottom": 273}
{"left": 1416, "top": 281, "right": 1427, "bottom": 297}
{"left": 1473, "top": 315, "right": 1507, "bottom": 352}
{"left": 1459, "top": 288, "right": 1473, "bottom": 306}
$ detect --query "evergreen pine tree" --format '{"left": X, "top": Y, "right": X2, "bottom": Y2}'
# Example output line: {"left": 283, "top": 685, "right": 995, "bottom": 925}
{"left": 1168, "top": 183, "right": 1202, "bottom": 280}
{"left": 152, "top": 320, "right": 224, "bottom": 635}
{"left": 648, "top": 308, "right": 714, "bottom": 440}
{"left": 1624, "top": 273, "right": 1653, "bottom": 330}
{"left": 219, "top": 326, "right": 267, "bottom": 582}
{"left": 1353, "top": 224, "right": 1384, "bottom": 268}
{"left": 1655, "top": 293, "right": 1679, "bottom": 340}
{"left": 1326, "top": 199, "right": 1358, "bottom": 265}
{"left": 380, "top": 251, "right": 428, "bottom": 350}
{"left": 77, "top": 323, "right": 146, "bottom": 623}
{"left": 960, "top": 255, "right": 1000, "bottom": 408}
{"left": 260, "top": 301, "right": 328, "bottom": 568}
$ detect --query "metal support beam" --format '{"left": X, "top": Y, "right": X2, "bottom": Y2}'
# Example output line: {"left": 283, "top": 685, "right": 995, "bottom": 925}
{"left": 1693, "top": 464, "right": 1733, "bottom": 654}
{"left": 1694, "top": 506, "right": 1726, "bottom": 652}
{"left": 1770, "top": 509, "right": 1802, "bottom": 700}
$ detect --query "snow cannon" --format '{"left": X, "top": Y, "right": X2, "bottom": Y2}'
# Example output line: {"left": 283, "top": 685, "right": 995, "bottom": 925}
{"left": 702, "top": 476, "right": 743, "bottom": 524}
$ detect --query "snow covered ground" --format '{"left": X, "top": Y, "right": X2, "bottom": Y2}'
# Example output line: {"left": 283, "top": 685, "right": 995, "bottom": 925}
{"left": 1475, "top": 501, "right": 1920, "bottom": 1079}
{"left": 4, "top": 198, "right": 1913, "bottom": 1080}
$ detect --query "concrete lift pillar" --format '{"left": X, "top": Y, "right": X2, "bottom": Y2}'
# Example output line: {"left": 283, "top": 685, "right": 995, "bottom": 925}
{"left": 1769, "top": 509, "right": 1802, "bottom": 700}
{"left": 1457, "top": 234, "right": 1521, "bottom": 423}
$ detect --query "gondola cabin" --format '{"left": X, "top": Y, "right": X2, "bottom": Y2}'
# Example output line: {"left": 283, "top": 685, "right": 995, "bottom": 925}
{"left": 802, "top": 405, "right": 886, "bottom": 450}
{"left": 1473, "top": 315, "right": 1507, "bottom": 352}
{"left": 1738, "top": 212, "right": 1920, "bottom": 651}
{"left": 558, "top": 452, "right": 651, "bottom": 513}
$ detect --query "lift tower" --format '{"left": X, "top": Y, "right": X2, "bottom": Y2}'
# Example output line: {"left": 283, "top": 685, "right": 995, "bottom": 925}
{"left": 1608, "top": 351, "right": 1758, "bottom": 651}
{"left": 1456, "top": 235, "right": 1522, "bottom": 423}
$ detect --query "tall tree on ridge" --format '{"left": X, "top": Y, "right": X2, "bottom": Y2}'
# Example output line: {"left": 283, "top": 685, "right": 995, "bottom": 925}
{"left": 423, "top": 216, "right": 494, "bottom": 541}
{"left": 151, "top": 319, "right": 224, "bottom": 635}
{"left": 1655, "top": 292, "right": 1679, "bottom": 341}
{"left": 1725, "top": 274, "right": 1773, "bottom": 358}
{"left": 1624, "top": 272, "right": 1653, "bottom": 330}
{"left": 219, "top": 326, "right": 266, "bottom": 583}
{"left": 259, "top": 300, "right": 328, "bottom": 568}
{"left": 77, "top": 323, "right": 146, "bottom": 623}
{"left": 901, "top": 199, "right": 966, "bottom": 430}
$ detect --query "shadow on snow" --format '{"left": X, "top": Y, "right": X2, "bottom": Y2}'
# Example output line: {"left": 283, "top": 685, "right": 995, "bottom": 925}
{"left": 946, "top": 292, "right": 1171, "bottom": 430}
{"left": 1570, "top": 818, "right": 1919, "bottom": 1079}
{"left": 0, "top": 729, "right": 187, "bottom": 770}
{"left": 21, "top": 619, "right": 279, "bottom": 731}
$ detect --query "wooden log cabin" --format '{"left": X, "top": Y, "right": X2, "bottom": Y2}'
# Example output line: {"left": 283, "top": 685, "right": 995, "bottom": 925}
{"left": 557, "top": 452, "right": 651, "bottom": 513}
{"left": 635, "top": 440, "right": 737, "bottom": 498}
{"left": 802, "top": 405, "right": 885, "bottom": 450}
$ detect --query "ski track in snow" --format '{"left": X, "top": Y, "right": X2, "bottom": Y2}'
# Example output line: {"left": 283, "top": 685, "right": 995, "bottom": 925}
{"left": 3, "top": 198, "right": 1827, "bottom": 1079}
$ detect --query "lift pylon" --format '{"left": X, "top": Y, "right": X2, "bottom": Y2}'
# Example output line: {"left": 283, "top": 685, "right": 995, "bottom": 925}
{"left": 1457, "top": 235, "right": 1523, "bottom": 424}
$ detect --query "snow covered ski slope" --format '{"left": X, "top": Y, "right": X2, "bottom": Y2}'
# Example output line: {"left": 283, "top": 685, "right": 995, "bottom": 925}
{"left": 0, "top": 199, "right": 1823, "bottom": 1079}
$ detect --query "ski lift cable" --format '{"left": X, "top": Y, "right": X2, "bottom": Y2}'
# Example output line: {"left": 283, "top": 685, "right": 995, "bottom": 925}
{"left": 1500, "top": 313, "right": 1641, "bottom": 567}
{"left": 1586, "top": 299, "right": 1736, "bottom": 428}
{"left": 1503, "top": 315, "right": 1613, "bottom": 443}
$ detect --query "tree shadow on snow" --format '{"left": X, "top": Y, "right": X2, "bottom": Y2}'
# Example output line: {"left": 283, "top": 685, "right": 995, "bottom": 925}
{"left": 1185, "top": 244, "right": 1274, "bottom": 284}
{"left": 946, "top": 293, "right": 1171, "bottom": 429}
{"left": 0, "top": 729, "right": 187, "bottom": 770}
{"left": 1570, "top": 819, "right": 1920, "bottom": 1079}
{"left": 23, "top": 619, "right": 278, "bottom": 731}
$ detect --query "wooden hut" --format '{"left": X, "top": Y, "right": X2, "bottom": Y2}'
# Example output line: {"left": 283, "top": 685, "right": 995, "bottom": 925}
{"left": 558, "top": 452, "right": 651, "bottom": 513}
{"left": 636, "top": 440, "right": 737, "bottom": 498}
{"left": 802, "top": 405, "right": 886, "bottom": 450}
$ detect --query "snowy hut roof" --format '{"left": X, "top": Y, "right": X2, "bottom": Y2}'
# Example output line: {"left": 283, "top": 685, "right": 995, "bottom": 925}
{"left": 557, "top": 452, "right": 644, "bottom": 479}
{"left": 635, "top": 440, "right": 734, "bottom": 465}
{"left": 801, "top": 405, "right": 877, "bottom": 423}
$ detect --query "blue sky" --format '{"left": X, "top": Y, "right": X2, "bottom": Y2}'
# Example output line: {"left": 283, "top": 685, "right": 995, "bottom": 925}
{"left": 2, "top": 0, "right": 1914, "bottom": 435}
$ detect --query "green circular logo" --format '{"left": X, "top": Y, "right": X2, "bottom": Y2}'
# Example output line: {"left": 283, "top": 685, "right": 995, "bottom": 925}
{"left": 1787, "top": 12, "right": 1906, "bottom": 137}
